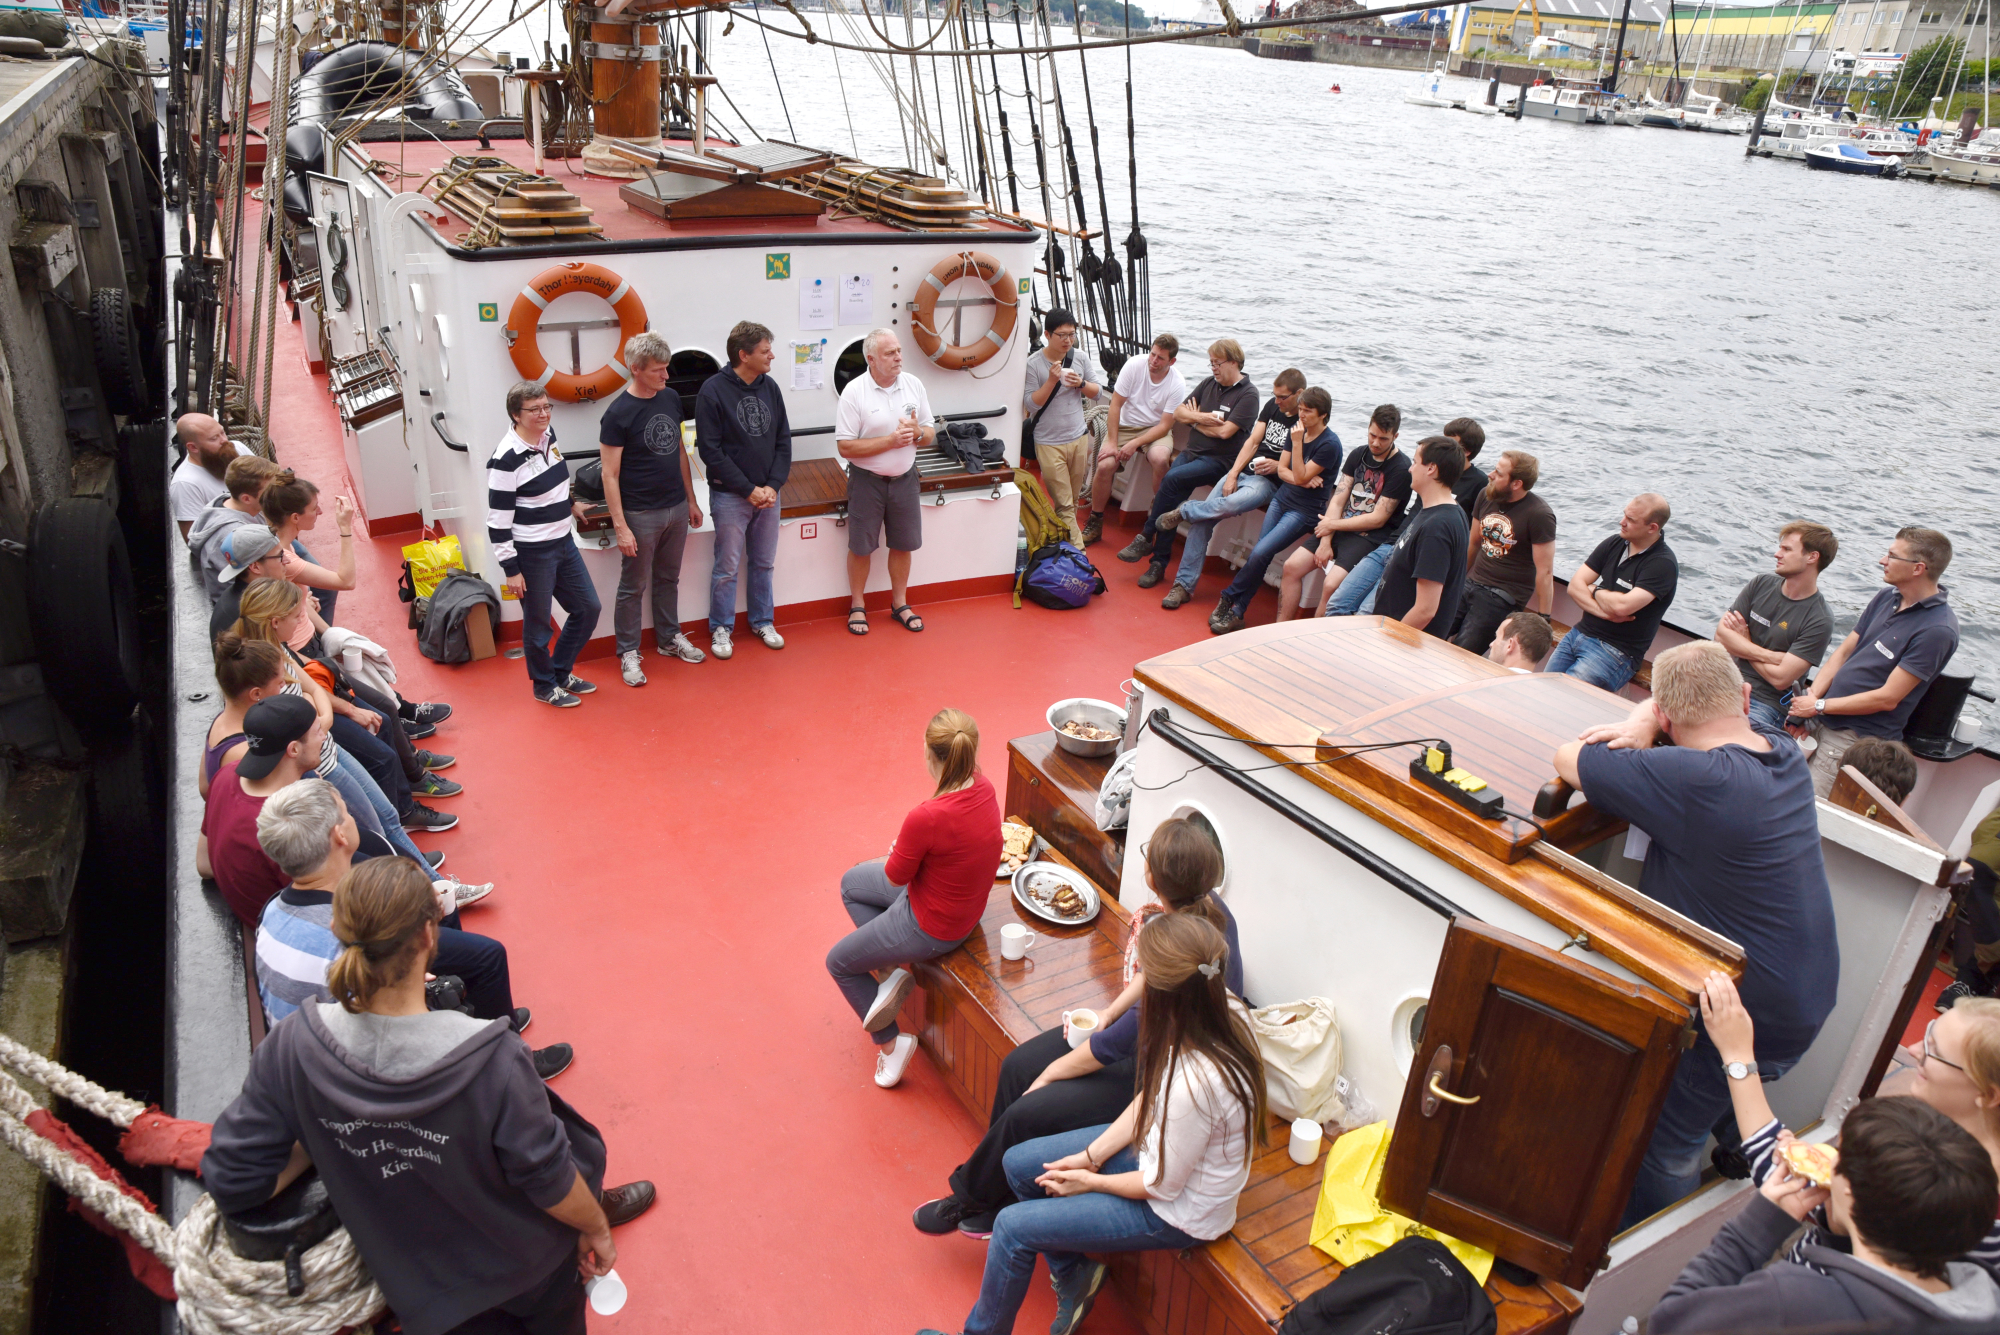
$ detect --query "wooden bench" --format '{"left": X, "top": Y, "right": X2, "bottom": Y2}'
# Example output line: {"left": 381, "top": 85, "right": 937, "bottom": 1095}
{"left": 912, "top": 815, "right": 1583, "bottom": 1335}
{"left": 1005, "top": 731, "right": 1127, "bottom": 899}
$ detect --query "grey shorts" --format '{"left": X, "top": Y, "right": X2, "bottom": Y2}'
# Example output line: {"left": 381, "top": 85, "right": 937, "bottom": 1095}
{"left": 846, "top": 464, "right": 923, "bottom": 556}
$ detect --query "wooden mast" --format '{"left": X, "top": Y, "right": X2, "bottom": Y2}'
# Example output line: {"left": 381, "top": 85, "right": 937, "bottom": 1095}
{"left": 581, "top": 4, "right": 666, "bottom": 178}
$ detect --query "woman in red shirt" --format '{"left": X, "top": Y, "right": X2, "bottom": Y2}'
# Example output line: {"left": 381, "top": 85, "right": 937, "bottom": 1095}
{"left": 827, "top": 708, "right": 1002, "bottom": 1089}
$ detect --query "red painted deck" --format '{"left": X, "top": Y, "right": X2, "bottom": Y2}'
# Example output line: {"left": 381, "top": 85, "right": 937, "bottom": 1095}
{"left": 259, "top": 326, "right": 1302, "bottom": 1331}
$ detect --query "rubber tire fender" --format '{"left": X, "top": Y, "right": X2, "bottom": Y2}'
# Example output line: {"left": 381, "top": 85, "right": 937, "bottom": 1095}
{"left": 91, "top": 286, "right": 151, "bottom": 417}
{"left": 27, "top": 499, "right": 142, "bottom": 731}
{"left": 115, "top": 418, "right": 171, "bottom": 574}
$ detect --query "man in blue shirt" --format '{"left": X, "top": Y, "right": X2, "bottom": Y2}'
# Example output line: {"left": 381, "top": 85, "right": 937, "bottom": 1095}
{"left": 1789, "top": 526, "right": 1959, "bottom": 798}
{"left": 1555, "top": 640, "right": 1837, "bottom": 1226}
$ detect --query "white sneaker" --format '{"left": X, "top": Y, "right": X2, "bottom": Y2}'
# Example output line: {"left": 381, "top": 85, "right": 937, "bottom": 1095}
{"left": 619, "top": 650, "right": 647, "bottom": 687}
{"left": 862, "top": 967, "right": 914, "bottom": 1033}
{"left": 436, "top": 877, "right": 494, "bottom": 909}
{"left": 710, "top": 627, "right": 734, "bottom": 660}
{"left": 874, "top": 1033, "right": 919, "bottom": 1089}
{"left": 661, "top": 632, "right": 706, "bottom": 664}
{"left": 753, "top": 623, "right": 785, "bottom": 650}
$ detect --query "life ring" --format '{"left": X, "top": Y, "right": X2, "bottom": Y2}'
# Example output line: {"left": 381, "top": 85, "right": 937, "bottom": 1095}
{"left": 505, "top": 262, "right": 649, "bottom": 403}
{"left": 909, "top": 251, "right": 1019, "bottom": 371}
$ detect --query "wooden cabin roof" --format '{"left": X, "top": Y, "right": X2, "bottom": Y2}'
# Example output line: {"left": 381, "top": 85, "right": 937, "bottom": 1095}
{"left": 1135, "top": 617, "right": 1744, "bottom": 1005}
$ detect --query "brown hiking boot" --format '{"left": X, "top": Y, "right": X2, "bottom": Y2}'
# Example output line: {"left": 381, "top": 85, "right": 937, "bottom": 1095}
{"left": 1210, "top": 610, "right": 1246, "bottom": 636}
{"left": 1081, "top": 512, "right": 1104, "bottom": 546}
{"left": 1156, "top": 507, "right": 1183, "bottom": 533}
{"left": 1136, "top": 562, "right": 1168, "bottom": 590}
{"left": 1161, "top": 584, "right": 1193, "bottom": 609}
{"left": 1115, "top": 535, "right": 1152, "bottom": 563}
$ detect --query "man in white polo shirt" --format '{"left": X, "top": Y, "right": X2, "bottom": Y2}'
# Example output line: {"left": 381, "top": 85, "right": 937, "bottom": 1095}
{"left": 835, "top": 328, "right": 936, "bottom": 635}
{"left": 1082, "top": 333, "right": 1186, "bottom": 546}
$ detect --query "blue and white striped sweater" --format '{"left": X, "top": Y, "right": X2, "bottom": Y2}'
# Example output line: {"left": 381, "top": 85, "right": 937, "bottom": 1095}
{"left": 255, "top": 888, "right": 339, "bottom": 1026}
{"left": 486, "top": 427, "right": 572, "bottom": 575}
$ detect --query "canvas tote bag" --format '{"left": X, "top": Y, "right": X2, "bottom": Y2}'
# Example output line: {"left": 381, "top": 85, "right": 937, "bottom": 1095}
{"left": 1247, "top": 997, "right": 1345, "bottom": 1124}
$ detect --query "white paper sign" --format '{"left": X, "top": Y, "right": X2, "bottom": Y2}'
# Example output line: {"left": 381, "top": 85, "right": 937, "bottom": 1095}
{"left": 798, "top": 276, "right": 835, "bottom": 330}
{"left": 790, "top": 339, "right": 826, "bottom": 391}
{"left": 839, "top": 273, "right": 873, "bottom": 326}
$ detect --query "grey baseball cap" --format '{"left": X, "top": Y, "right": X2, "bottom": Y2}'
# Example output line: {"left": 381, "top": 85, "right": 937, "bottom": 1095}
{"left": 219, "top": 525, "right": 282, "bottom": 583}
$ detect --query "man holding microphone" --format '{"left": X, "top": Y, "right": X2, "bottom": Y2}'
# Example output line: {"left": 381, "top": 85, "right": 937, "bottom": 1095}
{"left": 835, "top": 328, "right": 937, "bottom": 635}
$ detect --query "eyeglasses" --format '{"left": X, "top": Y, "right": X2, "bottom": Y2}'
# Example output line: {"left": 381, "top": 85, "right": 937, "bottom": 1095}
{"left": 1924, "top": 1017, "right": 1967, "bottom": 1073}
{"left": 520, "top": 403, "right": 553, "bottom": 415}
{"left": 1883, "top": 551, "right": 1921, "bottom": 567}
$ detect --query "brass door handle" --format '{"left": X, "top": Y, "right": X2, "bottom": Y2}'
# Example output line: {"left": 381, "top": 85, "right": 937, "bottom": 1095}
{"left": 1427, "top": 1073, "right": 1480, "bottom": 1106}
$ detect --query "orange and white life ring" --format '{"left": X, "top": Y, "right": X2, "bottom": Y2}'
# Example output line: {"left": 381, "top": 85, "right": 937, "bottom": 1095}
{"left": 504, "top": 262, "right": 649, "bottom": 403}
{"left": 909, "top": 251, "right": 1019, "bottom": 371}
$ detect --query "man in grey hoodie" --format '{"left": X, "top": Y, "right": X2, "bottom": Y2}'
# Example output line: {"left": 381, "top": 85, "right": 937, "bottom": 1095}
{"left": 188, "top": 454, "right": 284, "bottom": 604}
{"left": 1651, "top": 1096, "right": 2000, "bottom": 1334}
{"left": 204, "top": 857, "right": 654, "bottom": 1334}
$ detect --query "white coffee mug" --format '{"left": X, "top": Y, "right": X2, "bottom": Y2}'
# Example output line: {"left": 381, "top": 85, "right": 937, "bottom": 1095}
{"left": 1063, "top": 1007, "right": 1099, "bottom": 1049}
{"left": 1957, "top": 712, "right": 1984, "bottom": 744}
{"left": 585, "top": 1269, "right": 627, "bottom": 1316}
{"left": 1000, "top": 923, "right": 1037, "bottom": 961}
{"left": 1289, "top": 1117, "right": 1323, "bottom": 1166}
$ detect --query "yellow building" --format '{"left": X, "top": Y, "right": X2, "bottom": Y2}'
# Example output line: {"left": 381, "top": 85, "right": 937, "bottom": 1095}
{"left": 1458, "top": 0, "right": 1842, "bottom": 71}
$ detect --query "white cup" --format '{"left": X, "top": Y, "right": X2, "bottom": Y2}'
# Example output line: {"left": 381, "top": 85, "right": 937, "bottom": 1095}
{"left": 1289, "top": 1117, "right": 1323, "bottom": 1166}
{"left": 1000, "top": 923, "right": 1037, "bottom": 961}
{"left": 1063, "top": 1007, "right": 1099, "bottom": 1049}
{"left": 585, "top": 1269, "right": 627, "bottom": 1316}
{"left": 1957, "top": 712, "right": 1984, "bottom": 744}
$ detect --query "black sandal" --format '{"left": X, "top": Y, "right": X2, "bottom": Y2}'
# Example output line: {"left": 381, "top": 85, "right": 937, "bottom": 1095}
{"left": 847, "top": 606, "right": 870, "bottom": 635}
{"left": 891, "top": 604, "right": 925, "bottom": 633}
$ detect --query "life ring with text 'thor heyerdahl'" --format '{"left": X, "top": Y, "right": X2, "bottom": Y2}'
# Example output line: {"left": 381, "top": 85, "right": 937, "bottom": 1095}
{"left": 504, "top": 262, "right": 649, "bottom": 402}
{"left": 909, "top": 251, "right": 1019, "bottom": 371}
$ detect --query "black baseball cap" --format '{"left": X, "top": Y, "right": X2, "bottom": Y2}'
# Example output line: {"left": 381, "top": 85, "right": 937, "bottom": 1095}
{"left": 238, "top": 695, "right": 318, "bottom": 780}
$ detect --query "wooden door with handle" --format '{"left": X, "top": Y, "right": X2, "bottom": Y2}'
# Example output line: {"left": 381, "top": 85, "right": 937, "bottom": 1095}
{"left": 1379, "top": 917, "right": 1690, "bottom": 1290}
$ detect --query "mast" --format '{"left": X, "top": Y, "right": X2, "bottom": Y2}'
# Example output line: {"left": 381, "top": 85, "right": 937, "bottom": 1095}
{"left": 1605, "top": 0, "right": 1634, "bottom": 91}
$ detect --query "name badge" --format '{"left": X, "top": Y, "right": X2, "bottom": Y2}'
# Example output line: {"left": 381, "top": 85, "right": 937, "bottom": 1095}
{"left": 1749, "top": 610, "right": 1770, "bottom": 627}
{"left": 1873, "top": 640, "right": 1895, "bottom": 660}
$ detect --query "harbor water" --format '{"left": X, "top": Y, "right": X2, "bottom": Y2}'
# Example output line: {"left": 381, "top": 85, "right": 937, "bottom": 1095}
{"left": 506, "top": 22, "right": 2000, "bottom": 695}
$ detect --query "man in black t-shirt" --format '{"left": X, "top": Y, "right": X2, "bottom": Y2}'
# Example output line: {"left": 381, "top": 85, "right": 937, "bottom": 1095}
{"left": 1152, "top": 368, "right": 1303, "bottom": 608}
{"left": 1115, "top": 339, "right": 1259, "bottom": 589}
{"left": 1442, "top": 416, "right": 1488, "bottom": 520}
{"left": 600, "top": 332, "right": 704, "bottom": 687}
{"left": 1449, "top": 449, "right": 1558, "bottom": 657}
{"left": 1547, "top": 493, "right": 1678, "bottom": 692}
{"left": 1280, "top": 404, "right": 1412, "bottom": 618}
{"left": 1375, "top": 437, "right": 1471, "bottom": 636}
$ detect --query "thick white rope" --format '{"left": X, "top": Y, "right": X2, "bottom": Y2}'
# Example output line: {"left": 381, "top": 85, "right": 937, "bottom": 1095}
{"left": 0, "top": 1072, "right": 177, "bottom": 1265}
{"left": 173, "top": 1194, "right": 386, "bottom": 1335}
{"left": 0, "top": 1032, "right": 145, "bottom": 1127}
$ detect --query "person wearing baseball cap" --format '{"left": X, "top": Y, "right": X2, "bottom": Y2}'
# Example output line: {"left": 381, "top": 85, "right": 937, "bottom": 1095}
{"left": 201, "top": 694, "right": 323, "bottom": 923}
{"left": 209, "top": 526, "right": 286, "bottom": 645}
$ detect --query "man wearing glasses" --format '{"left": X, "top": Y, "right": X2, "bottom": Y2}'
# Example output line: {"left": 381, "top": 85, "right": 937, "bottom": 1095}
{"left": 1790, "top": 526, "right": 1960, "bottom": 798}
{"left": 489, "top": 382, "right": 600, "bottom": 707}
{"left": 1116, "top": 338, "right": 1259, "bottom": 590}
{"left": 1021, "top": 308, "right": 1101, "bottom": 547}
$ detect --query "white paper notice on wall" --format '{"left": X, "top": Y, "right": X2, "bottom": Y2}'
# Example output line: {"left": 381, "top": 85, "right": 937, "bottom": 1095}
{"left": 839, "top": 273, "right": 873, "bottom": 325}
{"left": 791, "top": 339, "right": 826, "bottom": 391}
{"left": 799, "top": 276, "right": 835, "bottom": 330}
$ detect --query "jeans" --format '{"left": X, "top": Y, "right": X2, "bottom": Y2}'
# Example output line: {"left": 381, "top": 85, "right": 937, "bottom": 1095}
{"left": 1619, "top": 1031, "right": 1801, "bottom": 1228}
{"left": 347, "top": 680, "right": 422, "bottom": 783}
{"left": 1449, "top": 582, "right": 1523, "bottom": 656}
{"left": 1747, "top": 695, "right": 1793, "bottom": 735}
{"left": 1144, "top": 455, "right": 1230, "bottom": 567}
{"left": 1220, "top": 505, "right": 1317, "bottom": 617}
{"left": 613, "top": 506, "right": 690, "bottom": 655}
{"left": 435, "top": 925, "right": 515, "bottom": 1021}
{"left": 708, "top": 490, "right": 780, "bottom": 633}
{"left": 325, "top": 749, "right": 429, "bottom": 867}
{"left": 825, "top": 859, "right": 964, "bottom": 1044}
{"left": 1547, "top": 628, "right": 1641, "bottom": 692}
{"left": 960, "top": 1127, "right": 1201, "bottom": 1335}
{"left": 515, "top": 537, "right": 601, "bottom": 692}
{"left": 950, "top": 1025, "right": 1136, "bottom": 1212}
{"left": 329, "top": 713, "right": 409, "bottom": 814}
{"left": 1326, "top": 541, "right": 1392, "bottom": 616}
{"left": 1172, "top": 472, "right": 1277, "bottom": 591}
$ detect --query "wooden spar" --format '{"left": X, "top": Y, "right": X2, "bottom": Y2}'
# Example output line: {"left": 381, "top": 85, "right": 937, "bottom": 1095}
{"left": 582, "top": 15, "right": 664, "bottom": 178}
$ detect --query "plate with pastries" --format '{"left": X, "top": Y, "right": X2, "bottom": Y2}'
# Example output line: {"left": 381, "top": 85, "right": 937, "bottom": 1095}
{"left": 1012, "top": 861, "right": 1100, "bottom": 926}
{"left": 998, "top": 820, "right": 1048, "bottom": 879}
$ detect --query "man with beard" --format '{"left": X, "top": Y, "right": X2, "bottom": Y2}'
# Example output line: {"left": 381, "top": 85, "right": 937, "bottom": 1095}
{"left": 1451, "top": 449, "right": 1558, "bottom": 656}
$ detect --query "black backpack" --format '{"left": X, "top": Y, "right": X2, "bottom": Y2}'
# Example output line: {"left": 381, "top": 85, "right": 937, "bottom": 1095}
{"left": 1279, "top": 1238, "right": 1497, "bottom": 1335}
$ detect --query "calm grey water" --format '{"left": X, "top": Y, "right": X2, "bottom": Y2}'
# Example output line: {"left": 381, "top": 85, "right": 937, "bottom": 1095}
{"left": 683, "top": 31, "right": 2000, "bottom": 693}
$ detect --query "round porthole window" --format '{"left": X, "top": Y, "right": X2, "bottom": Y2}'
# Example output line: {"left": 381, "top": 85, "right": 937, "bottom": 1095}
{"left": 833, "top": 338, "right": 868, "bottom": 393}
{"left": 1166, "top": 803, "right": 1228, "bottom": 894}
{"left": 1391, "top": 995, "right": 1430, "bottom": 1072}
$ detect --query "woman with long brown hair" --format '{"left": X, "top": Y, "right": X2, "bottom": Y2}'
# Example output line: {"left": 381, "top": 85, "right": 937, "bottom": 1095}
{"left": 921, "top": 912, "right": 1266, "bottom": 1335}
{"left": 826, "top": 708, "right": 1002, "bottom": 1090}
{"left": 916, "top": 815, "right": 1244, "bottom": 1239}
{"left": 203, "top": 856, "right": 641, "bottom": 1334}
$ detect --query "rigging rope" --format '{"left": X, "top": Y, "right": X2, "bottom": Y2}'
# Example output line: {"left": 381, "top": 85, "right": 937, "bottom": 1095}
{"left": 754, "top": 0, "right": 798, "bottom": 139}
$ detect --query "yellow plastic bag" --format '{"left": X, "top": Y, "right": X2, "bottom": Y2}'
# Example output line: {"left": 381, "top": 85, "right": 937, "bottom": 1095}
{"left": 401, "top": 534, "right": 467, "bottom": 600}
{"left": 1308, "top": 1120, "right": 1494, "bottom": 1285}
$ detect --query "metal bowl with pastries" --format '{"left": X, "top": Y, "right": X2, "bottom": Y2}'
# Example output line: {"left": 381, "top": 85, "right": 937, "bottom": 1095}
{"left": 1012, "top": 861, "right": 1101, "bottom": 925}
{"left": 1047, "top": 697, "right": 1126, "bottom": 757}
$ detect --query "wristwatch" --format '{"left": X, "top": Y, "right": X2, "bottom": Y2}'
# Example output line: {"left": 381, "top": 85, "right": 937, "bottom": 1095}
{"left": 1723, "top": 1060, "right": 1755, "bottom": 1081}
{"left": 1814, "top": 697, "right": 1827, "bottom": 715}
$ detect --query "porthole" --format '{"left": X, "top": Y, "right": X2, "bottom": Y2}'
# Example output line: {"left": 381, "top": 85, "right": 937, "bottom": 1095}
{"left": 666, "top": 348, "right": 720, "bottom": 406}
{"left": 1391, "top": 994, "right": 1430, "bottom": 1072}
{"left": 833, "top": 337, "right": 868, "bottom": 393}
{"left": 1165, "top": 802, "right": 1229, "bottom": 895}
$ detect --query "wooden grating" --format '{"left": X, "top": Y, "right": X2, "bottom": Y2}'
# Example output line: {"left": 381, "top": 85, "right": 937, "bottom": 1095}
{"left": 423, "top": 155, "right": 603, "bottom": 243}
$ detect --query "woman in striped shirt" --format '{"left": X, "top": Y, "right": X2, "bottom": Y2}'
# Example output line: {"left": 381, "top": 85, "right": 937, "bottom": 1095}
{"left": 1702, "top": 972, "right": 2000, "bottom": 1278}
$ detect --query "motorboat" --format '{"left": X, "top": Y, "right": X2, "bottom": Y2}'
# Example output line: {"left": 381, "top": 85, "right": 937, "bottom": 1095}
{"left": 1404, "top": 61, "right": 1455, "bottom": 108}
{"left": 1681, "top": 93, "right": 1752, "bottom": 134}
{"left": 1749, "top": 115, "right": 1853, "bottom": 161}
{"left": 1521, "top": 81, "right": 1614, "bottom": 124}
{"left": 1927, "top": 137, "right": 2000, "bottom": 185}
{"left": 1806, "top": 141, "right": 1898, "bottom": 175}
